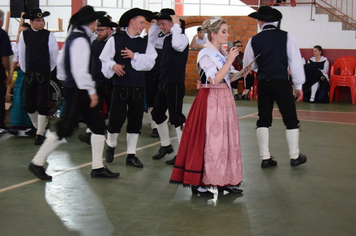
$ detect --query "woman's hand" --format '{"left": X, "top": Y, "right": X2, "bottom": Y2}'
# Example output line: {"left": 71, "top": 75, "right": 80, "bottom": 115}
{"left": 228, "top": 47, "right": 239, "bottom": 63}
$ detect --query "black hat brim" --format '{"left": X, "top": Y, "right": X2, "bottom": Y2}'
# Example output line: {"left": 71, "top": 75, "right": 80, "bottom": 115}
{"left": 119, "top": 8, "right": 153, "bottom": 28}
{"left": 22, "top": 11, "right": 50, "bottom": 19}
{"left": 248, "top": 8, "right": 282, "bottom": 22}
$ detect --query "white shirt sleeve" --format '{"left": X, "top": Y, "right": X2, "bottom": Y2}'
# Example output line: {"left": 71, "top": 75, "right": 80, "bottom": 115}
{"left": 287, "top": 33, "right": 306, "bottom": 90}
{"left": 48, "top": 32, "right": 59, "bottom": 71}
{"left": 131, "top": 40, "right": 157, "bottom": 71}
{"left": 99, "top": 37, "right": 116, "bottom": 79}
{"left": 322, "top": 58, "right": 329, "bottom": 80}
{"left": 70, "top": 37, "right": 96, "bottom": 95}
{"left": 243, "top": 38, "right": 257, "bottom": 71}
{"left": 171, "top": 23, "right": 189, "bottom": 52}
{"left": 199, "top": 55, "right": 218, "bottom": 84}
{"left": 148, "top": 24, "right": 160, "bottom": 46}
{"left": 56, "top": 46, "right": 66, "bottom": 81}
{"left": 18, "top": 32, "right": 26, "bottom": 72}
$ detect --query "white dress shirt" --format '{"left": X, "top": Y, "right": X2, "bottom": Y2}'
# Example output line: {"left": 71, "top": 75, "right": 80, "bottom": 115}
{"left": 18, "top": 26, "right": 59, "bottom": 73}
{"left": 243, "top": 22, "right": 306, "bottom": 90}
{"left": 99, "top": 28, "right": 158, "bottom": 79}
{"left": 56, "top": 26, "right": 96, "bottom": 95}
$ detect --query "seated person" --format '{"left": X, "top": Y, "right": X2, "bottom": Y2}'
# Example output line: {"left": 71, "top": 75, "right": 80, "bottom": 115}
{"left": 231, "top": 40, "right": 254, "bottom": 100}
{"left": 303, "top": 45, "right": 329, "bottom": 103}
{"left": 190, "top": 27, "right": 207, "bottom": 49}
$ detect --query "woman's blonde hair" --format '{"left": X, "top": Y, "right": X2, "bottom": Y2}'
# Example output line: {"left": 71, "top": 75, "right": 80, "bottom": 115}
{"left": 201, "top": 16, "right": 227, "bottom": 41}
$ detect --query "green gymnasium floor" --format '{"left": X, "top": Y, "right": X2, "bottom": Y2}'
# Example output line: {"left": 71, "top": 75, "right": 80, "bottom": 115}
{"left": 1, "top": 97, "right": 356, "bottom": 236}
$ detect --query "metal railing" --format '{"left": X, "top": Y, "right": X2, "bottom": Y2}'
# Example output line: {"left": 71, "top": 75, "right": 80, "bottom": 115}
{"left": 266, "top": 1, "right": 356, "bottom": 33}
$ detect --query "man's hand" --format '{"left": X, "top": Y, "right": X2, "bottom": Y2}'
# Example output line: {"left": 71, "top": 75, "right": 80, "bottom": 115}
{"left": 89, "top": 93, "right": 99, "bottom": 108}
{"left": 4, "top": 73, "right": 12, "bottom": 85}
{"left": 295, "top": 89, "right": 303, "bottom": 102}
{"left": 113, "top": 64, "right": 125, "bottom": 76}
{"left": 170, "top": 15, "right": 180, "bottom": 25}
{"left": 121, "top": 47, "right": 134, "bottom": 59}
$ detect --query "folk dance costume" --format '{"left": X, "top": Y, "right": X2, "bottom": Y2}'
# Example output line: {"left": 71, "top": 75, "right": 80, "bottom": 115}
{"left": 0, "top": 26, "right": 13, "bottom": 131}
{"left": 19, "top": 9, "right": 59, "bottom": 145}
{"left": 29, "top": 5, "right": 120, "bottom": 180}
{"left": 149, "top": 9, "right": 189, "bottom": 165}
{"left": 100, "top": 8, "right": 157, "bottom": 167}
{"left": 243, "top": 6, "right": 307, "bottom": 168}
{"left": 170, "top": 41, "right": 243, "bottom": 190}
{"left": 144, "top": 28, "right": 168, "bottom": 138}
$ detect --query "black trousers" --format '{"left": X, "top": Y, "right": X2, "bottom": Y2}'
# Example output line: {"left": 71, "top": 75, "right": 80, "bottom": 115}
{"left": 151, "top": 83, "right": 186, "bottom": 128}
{"left": 145, "top": 72, "right": 160, "bottom": 107}
{"left": 24, "top": 71, "right": 50, "bottom": 115}
{"left": 0, "top": 71, "right": 5, "bottom": 128}
{"left": 231, "top": 73, "right": 254, "bottom": 90}
{"left": 56, "top": 87, "right": 106, "bottom": 139}
{"left": 107, "top": 86, "right": 144, "bottom": 134}
{"left": 96, "top": 82, "right": 113, "bottom": 118}
{"left": 257, "top": 79, "right": 299, "bottom": 129}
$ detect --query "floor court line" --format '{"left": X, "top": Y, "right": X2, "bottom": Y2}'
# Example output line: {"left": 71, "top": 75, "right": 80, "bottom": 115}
{"left": 0, "top": 109, "right": 346, "bottom": 193}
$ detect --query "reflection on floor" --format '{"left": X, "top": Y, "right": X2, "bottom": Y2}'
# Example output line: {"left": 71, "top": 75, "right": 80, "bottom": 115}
{"left": 1, "top": 97, "right": 356, "bottom": 236}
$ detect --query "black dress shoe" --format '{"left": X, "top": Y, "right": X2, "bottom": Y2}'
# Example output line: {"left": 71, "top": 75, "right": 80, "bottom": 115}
{"left": 151, "top": 128, "right": 159, "bottom": 138}
{"left": 191, "top": 186, "right": 214, "bottom": 196}
{"left": 165, "top": 156, "right": 176, "bottom": 165}
{"left": 126, "top": 155, "right": 143, "bottom": 168}
{"left": 105, "top": 146, "right": 115, "bottom": 163}
{"left": 34, "top": 135, "right": 45, "bottom": 145}
{"left": 241, "top": 94, "right": 250, "bottom": 100}
{"left": 234, "top": 94, "right": 240, "bottom": 100}
{"left": 218, "top": 186, "right": 243, "bottom": 194}
{"left": 291, "top": 154, "right": 307, "bottom": 167}
{"left": 78, "top": 132, "right": 91, "bottom": 145}
{"left": 91, "top": 166, "right": 120, "bottom": 178}
{"left": 152, "top": 145, "right": 174, "bottom": 159}
{"left": 261, "top": 156, "right": 278, "bottom": 168}
{"left": 28, "top": 163, "right": 52, "bottom": 180}
{"left": 25, "top": 127, "right": 37, "bottom": 136}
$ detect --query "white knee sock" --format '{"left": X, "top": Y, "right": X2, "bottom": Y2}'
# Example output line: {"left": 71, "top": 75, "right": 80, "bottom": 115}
{"left": 91, "top": 134, "right": 105, "bottom": 169}
{"left": 286, "top": 129, "right": 300, "bottom": 160}
{"left": 256, "top": 127, "right": 270, "bottom": 160}
{"left": 37, "top": 115, "right": 47, "bottom": 136}
{"left": 31, "top": 132, "right": 63, "bottom": 166}
{"left": 147, "top": 107, "right": 157, "bottom": 130}
{"left": 28, "top": 112, "right": 38, "bottom": 129}
{"left": 232, "top": 88, "right": 238, "bottom": 95}
{"left": 156, "top": 119, "right": 171, "bottom": 146}
{"left": 175, "top": 126, "right": 183, "bottom": 144}
{"left": 106, "top": 132, "right": 119, "bottom": 147}
{"left": 127, "top": 133, "right": 139, "bottom": 155}
{"left": 310, "top": 82, "right": 319, "bottom": 101}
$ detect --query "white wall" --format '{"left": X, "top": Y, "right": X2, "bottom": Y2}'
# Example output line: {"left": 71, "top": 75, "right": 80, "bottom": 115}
{"left": 275, "top": 5, "right": 356, "bottom": 49}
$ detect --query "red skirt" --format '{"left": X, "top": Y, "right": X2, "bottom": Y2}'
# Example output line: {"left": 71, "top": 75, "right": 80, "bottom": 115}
{"left": 170, "top": 88, "right": 210, "bottom": 186}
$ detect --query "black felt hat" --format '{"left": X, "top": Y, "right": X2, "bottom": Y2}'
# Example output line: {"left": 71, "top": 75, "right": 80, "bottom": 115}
{"left": 153, "top": 8, "right": 175, "bottom": 21}
{"left": 248, "top": 6, "right": 282, "bottom": 22}
{"left": 97, "top": 16, "right": 118, "bottom": 28}
{"left": 70, "top": 5, "right": 106, "bottom": 26}
{"left": 118, "top": 8, "right": 153, "bottom": 28}
{"left": 22, "top": 9, "right": 50, "bottom": 20}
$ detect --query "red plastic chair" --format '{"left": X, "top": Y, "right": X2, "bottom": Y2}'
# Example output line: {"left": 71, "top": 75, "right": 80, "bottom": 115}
{"left": 329, "top": 56, "right": 356, "bottom": 104}
{"left": 238, "top": 71, "right": 255, "bottom": 99}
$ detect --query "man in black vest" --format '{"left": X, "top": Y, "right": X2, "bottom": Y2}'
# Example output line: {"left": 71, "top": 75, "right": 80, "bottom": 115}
{"left": 78, "top": 16, "right": 118, "bottom": 145}
{"left": 28, "top": 5, "right": 120, "bottom": 180}
{"left": 100, "top": 8, "right": 157, "bottom": 168}
{"left": 19, "top": 9, "right": 59, "bottom": 145}
{"left": 243, "top": 6, "right": 307, "bottom": 168}
{"left": 149, "top": 8, "right": 189, "bottom": 165}
{"left": 0, "top": 9, "right": 13, "bottom": 133}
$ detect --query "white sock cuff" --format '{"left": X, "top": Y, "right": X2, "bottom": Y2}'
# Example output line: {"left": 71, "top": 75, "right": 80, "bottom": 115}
{"left": 157, "top": 120, "right": 171, "bottom": 146}
{"left": 127, "top": 133, "right": 139, "bottom": 154}
{"left": 106, "top": 132, "right": 119, "bottom": 147}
